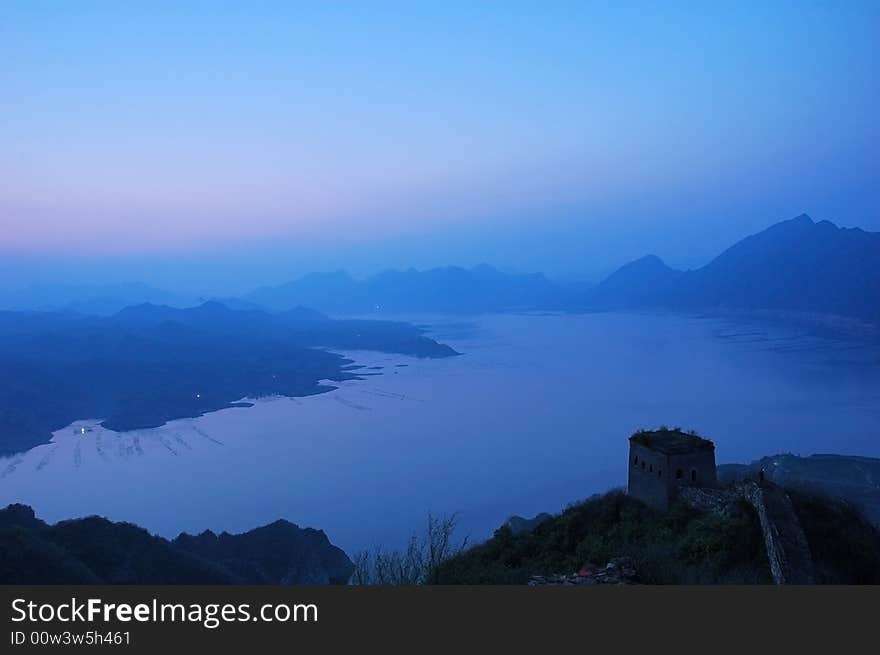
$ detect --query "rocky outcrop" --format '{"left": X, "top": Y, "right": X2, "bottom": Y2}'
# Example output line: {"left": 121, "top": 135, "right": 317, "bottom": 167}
{"left": 680, "top": 481, "right": 815, "bottom": 584}
{"left": 504, "top": 513, "right": 553, "bottom": 535}
{"left": 173, "top": 520, "right": 354, "bottom": 585}
{"left": 528, "top": 558, "right": 637, "bottom": 586}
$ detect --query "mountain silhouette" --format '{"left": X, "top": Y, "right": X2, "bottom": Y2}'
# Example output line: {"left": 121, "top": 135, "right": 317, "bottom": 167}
{"left": 246, "top": 265, "right": 564, "bottom": 314}
{"left": 585, "top": 215, "right": 880, "bottom": 324}
{"left": 0, "top": 504, "right": 353, "bottom": 584}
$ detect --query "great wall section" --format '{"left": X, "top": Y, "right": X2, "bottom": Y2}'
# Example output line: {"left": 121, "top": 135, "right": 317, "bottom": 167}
{"left": 680, "top": 480, "right": 815, "bottom": 584}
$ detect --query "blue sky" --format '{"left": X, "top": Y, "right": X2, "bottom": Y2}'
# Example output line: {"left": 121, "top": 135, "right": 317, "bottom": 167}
{"left": 1, "top": 1, "right": 878, "bottom": 292}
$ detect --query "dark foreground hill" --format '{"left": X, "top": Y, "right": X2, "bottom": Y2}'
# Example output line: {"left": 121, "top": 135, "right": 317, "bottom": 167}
{"left": 0, "top": 504, "right": 353, "bottom": 584}
{"left": 584, "top": 215, "right": 880, "bottom": 325}
{"left": 0, "top": 301, "right": 457, "bottom": 456}
{"left": 432, "top": 487, "right": 880, "bottom": 584}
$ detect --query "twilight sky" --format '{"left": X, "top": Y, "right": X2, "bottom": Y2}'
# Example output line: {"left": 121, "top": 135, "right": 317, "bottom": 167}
{"left": 2, "top": 2, "right": 878, "bottom": 293}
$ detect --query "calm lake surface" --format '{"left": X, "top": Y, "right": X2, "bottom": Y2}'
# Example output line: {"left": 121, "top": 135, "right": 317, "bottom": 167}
{"left": 1, "top": 312, "right": 879, "bottom": 552}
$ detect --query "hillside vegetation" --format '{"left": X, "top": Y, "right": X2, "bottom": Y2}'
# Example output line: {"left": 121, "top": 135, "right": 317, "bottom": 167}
{"left": 432, "top": 488, "right": 880, "bottom": 584}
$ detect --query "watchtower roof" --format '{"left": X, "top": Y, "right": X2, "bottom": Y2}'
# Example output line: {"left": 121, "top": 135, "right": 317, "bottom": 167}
{"left": 629, "top": 429, "right": 714, "bottom": 455}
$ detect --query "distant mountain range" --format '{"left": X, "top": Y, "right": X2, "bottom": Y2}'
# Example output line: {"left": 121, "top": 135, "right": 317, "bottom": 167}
{"left": 245, "top": 264, "right": 566, "bottom": 314}
{"left": 3, "top": 215, "right": 877, "bottom": 323}
{"left": 583, "top": 214, "right": 880, "bottom": 325}
{"left": 245, "top": 215, "right": 880, "bottom": 323}
{"left": 0, "top": 282, "right": 196, "bottom": 316}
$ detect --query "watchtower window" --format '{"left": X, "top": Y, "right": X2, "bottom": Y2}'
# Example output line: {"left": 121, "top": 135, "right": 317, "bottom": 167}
{"left": 633, "top": 456, "right": 638, "bottom": 466}
{"left": 649, "top": 464, "right": 653, "bottom": 472}
{"left": 641, "top": 461, "right": 645, "bottom": 470}
{"left": 676, "top": 469, "right": 683, "bottom": 479}
{"left": 658, "top": 469, "right": 662, "bottom": 477}
{"left": 691, "top": 469, "right": 697, "bottom": 483}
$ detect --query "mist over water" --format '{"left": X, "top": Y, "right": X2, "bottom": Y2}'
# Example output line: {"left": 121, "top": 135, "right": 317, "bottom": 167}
{"left": 1, "top": 312, "right": 878, "bottom": 552}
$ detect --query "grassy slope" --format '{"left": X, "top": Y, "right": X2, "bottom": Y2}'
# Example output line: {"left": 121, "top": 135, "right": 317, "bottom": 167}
{"left": 434, "top": 488, "right": 880, "bottom": 584}
{"left": 434, "top": 491, "right": 771, "bottom": 584}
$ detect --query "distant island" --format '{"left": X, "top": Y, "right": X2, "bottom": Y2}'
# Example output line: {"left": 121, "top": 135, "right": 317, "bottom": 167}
{"left": 0, "top": 301, "right": 457, "bottom": 456}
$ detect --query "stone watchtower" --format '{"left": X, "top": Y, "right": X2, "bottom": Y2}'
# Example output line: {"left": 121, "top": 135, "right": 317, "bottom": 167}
{"left": 627, "top": 429, "right": 717, "bottom": 511}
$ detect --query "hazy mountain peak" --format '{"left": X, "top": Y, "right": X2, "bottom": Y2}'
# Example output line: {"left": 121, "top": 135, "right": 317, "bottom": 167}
{"left": 113, "top": 302, "right": 166, "bottom": 316}
{"left": 302, "top": 269, "right": 353, "bottom": 280}
{"left": 195, "top": 300, "right": 231, "bottom": 311}
{"left": 628, "top": 254, "right": 671, "bottom": 269}
{"left": 746, "top": 214, "right": 817, "bottom": 240}
{"left": 245, "top": 263, "right": 563, "bottom": 313}
{"left": 586, "top": 214, "right": 880, "bottom": 324}
{"left": 599, "top": 254, "right": 677, "bottom": 281}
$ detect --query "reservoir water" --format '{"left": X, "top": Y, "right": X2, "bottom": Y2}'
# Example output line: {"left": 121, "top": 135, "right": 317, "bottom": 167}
{"left": 1, "top": 312, "right": 878, "bottom": 553}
